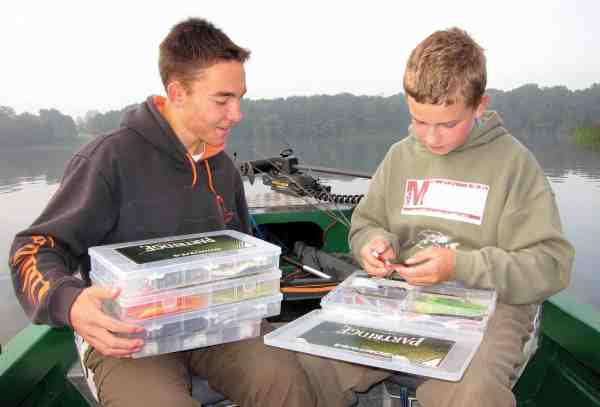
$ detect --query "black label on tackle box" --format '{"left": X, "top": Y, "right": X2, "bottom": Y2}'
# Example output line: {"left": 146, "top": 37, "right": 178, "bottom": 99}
{"left": 117, "top": 235, "right": 252, "bottom": 264}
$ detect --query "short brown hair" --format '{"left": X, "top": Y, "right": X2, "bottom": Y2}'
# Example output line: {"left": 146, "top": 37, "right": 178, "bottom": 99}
{"left": 403, "top": 27, "right": 486, "bottom": 108}
{"left": 159, "top": 18, "right": 251, "bottom": 90}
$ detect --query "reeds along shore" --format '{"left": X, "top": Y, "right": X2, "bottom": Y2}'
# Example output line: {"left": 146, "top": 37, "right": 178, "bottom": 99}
{"left": 573, "top": 125, "right": 600, "bottom": 148}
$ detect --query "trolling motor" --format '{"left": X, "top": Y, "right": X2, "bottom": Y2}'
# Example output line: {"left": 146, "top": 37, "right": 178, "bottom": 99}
{"left": 238, "top": 149, "right": 327, "bottom": 197}
{"left": 238, "top": 149, "right": 371, "bottom": 203}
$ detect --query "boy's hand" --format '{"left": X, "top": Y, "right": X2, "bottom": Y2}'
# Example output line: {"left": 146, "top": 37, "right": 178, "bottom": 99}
{"left": 390, "top": 247, "right": 455, "bottom": 285}
{"left": 70, "top": 286, "right": 145, "bottom": 358}
{"left": 359, "top": 237, "right": 397, "bottom": 277}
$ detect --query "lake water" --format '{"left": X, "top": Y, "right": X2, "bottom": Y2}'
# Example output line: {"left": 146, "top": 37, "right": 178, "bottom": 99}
{"left": 1, "top": 140, "right": 599, "bottom": 345}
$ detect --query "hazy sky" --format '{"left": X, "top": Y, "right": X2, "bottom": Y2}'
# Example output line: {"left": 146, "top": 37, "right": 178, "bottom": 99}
{"left": 3, "top": 0, "right": 599, "bottom": 118}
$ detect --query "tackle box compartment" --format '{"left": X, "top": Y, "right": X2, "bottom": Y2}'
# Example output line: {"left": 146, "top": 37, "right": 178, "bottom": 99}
{"left": 99, "top": 269, "right": 282, "bottom": 322}
{"left": 320, "top": 271, "right": 497, "bottom": 332}
{"left": 135, "top": 318, "right": 263, "bottom": 358}
{"left": 126, "top": 293, "right": 282, "bottom": 340}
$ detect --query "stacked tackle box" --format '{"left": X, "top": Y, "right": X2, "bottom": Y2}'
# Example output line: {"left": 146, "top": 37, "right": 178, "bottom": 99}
{"left": 89, "top": 230, "right": 283, "bottom": 358}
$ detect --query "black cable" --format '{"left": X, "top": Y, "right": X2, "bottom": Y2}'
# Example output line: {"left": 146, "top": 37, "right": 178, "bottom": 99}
{"left": 310, "top": 189, "right": 364, "bottom": 205}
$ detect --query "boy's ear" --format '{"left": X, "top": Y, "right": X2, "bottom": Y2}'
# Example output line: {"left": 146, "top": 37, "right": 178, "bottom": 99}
{"left": 475, "top": 95, "right": 490, "bottom": 117}
{"left": 166, "top": 81, "right": 187, "bottom": 106}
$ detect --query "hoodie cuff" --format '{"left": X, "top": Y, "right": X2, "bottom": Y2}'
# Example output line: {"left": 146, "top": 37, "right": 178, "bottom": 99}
{"left": 453, "top": 250, "right": 476, "bottom": 285}
{"left": 49, "top": 282, "right": 86, "bottom": 328}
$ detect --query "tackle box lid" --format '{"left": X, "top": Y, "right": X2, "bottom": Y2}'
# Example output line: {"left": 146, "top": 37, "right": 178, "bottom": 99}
{"left": 264, "top": 307, "right": 483, "bottom": 381}
{"left": 89, "top": 230, "right": 281, "bottom": 293}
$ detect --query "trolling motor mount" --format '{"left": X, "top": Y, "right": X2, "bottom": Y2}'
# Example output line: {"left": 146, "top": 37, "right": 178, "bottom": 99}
{"left": 238, "top": 149, "right": 369, "bottom": 202}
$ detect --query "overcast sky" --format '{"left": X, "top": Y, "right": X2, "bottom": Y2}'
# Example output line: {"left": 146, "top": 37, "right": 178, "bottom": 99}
{"left": 3, "top": 0, "right": 599, "bottom": 118}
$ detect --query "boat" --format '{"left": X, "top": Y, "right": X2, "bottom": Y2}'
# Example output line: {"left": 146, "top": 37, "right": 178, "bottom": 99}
{"left": 1, "top": 151, "right": 599, "bottom": 407}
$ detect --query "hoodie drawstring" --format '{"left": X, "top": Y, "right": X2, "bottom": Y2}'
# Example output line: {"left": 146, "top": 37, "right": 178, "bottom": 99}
{"left": 203, "top": 160, "right": 216, "bottom": 194}
{"left": 185, "top": 155, "right": 233, "bottom": 224}
{"left": 185, "top": 153, "right": 198, "bottom": 187}
{"left": 203, "top": 160, "right": 234, "bottom": 224}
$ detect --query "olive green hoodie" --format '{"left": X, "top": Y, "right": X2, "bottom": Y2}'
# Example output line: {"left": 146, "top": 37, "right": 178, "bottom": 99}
{"left": 349, "top": 111, "right": 573, "bottom": 304}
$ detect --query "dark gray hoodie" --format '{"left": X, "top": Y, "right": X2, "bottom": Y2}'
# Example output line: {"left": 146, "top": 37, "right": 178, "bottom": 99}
{"left": 9, "top": 96, "right": 250, "bottom": 327}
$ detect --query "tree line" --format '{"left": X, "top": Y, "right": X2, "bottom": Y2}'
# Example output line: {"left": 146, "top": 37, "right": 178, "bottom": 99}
{"left": 1, "top": 83, "right": 599, "bottom": 157}
{"left": 0, "top": 106, "right": 79, "bottom": 148}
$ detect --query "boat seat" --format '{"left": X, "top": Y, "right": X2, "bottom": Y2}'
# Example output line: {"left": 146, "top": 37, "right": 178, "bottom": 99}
{"left": 71, "top": 333, "right": 230, "bottom": 406}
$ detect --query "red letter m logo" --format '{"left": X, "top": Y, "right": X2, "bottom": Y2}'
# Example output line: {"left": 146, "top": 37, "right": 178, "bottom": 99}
{"left": 405, "top": 180, "right": 429, "bottom": 206}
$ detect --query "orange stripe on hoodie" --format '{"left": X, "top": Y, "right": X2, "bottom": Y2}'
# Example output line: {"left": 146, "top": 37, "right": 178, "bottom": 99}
{"left": 153, "top": 96, "right": 233, "bottom": 223}
{"left": 10, "top": 235, "right": 54, "bottom": 305}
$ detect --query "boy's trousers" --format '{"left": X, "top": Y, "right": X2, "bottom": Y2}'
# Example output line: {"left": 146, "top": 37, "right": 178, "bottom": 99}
{"left": 84, "top": 320, "right": 390, "bottom": 407}
{"left": 299, "top": 302, "right": 536, "bottom": 407}
{"left": 85, "top": 303, "right": 534, "bottom": 407}
{"left": 414, "top": 302, "right": 537, "bottom": 407}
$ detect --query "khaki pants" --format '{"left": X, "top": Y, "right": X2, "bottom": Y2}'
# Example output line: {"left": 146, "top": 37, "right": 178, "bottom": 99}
{"left": 86, "top": 303, "right": 534, "bottom": 407}
{"left": 84, "top": 320, "right": 389, "bottom": 407}
{"left": 412, "top": 303, "right": 537, "bottom": 407}
{"left": 297, "top": 303, "right": 535, "bottom": 407}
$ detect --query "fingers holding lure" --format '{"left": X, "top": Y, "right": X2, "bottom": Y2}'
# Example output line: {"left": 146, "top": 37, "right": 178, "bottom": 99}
{"left": 359, "top": 238, "right": 396, "bottom": 277}
{"left": 360, "top": 238, "right": 455, "bottom": 285}
{"left": 386, "top": 247, "right": 455, "bottom": 286}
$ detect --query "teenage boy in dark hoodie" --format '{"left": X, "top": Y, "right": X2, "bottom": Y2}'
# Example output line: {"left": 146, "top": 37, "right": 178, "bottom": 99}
{"left": 8, "top": 18, "right": 391, "bottom": 407}
{"left": 349, "top": 28, "right": 574, "bottom": 407}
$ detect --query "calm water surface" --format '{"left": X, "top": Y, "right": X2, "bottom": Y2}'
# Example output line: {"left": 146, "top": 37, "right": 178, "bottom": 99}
{"left": 1, "top": 141, "right": 599, "bottom": 345}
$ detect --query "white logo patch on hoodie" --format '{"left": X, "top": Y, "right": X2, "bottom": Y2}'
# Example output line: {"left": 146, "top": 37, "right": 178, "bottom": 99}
{"left": 401, "top": 178, "right": 489, "bottom": 225}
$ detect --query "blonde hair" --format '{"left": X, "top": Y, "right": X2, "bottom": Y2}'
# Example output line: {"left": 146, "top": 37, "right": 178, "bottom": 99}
{"left": 403, "top": 27, "right": 486, "bottom": 108}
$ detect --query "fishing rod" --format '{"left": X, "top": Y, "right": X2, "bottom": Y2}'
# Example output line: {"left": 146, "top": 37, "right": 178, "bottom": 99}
{"left": 280, "top": 255, "right": 332, "bottom": 279}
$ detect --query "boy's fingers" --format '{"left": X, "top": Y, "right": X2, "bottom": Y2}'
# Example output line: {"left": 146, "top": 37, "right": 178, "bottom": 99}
{"left": 394, "top": 263, "right": 436, "bottom": 283}
{"left": 87, "top": 326, "right": 143, "bottom": 355}
{"left": 85, "top": 285, "right": 120, "bottom": 301}
{"left": 404, "top": 247, "right": 436, "bottom": 265}
{"left": 370, "top": 266, "right": 390, "bottom": 277}
{"left": 96, "top": 312, "right": 144, "bottom": 335}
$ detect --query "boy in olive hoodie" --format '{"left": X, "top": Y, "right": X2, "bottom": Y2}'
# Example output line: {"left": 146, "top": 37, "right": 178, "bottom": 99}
{"left": 349, "top": 28, "right": 574, "bottom": 407}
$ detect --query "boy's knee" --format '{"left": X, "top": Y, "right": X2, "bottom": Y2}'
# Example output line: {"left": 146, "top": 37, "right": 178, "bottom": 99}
{"left": 98, "top": 375, "right": 196, "bottom": 407}
{"left": 417, "top": 374, "right": 515, "bottom": 407}
{"left": 242, "top": 363, "right": 316, "bottom": 407}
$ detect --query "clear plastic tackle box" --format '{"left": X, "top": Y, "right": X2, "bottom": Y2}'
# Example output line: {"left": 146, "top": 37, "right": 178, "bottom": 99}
{"left": 264, "top": 271, "right": 497, "bottom": 381}
{"left": 89, "top": 230, "right": 281, "bottom": 298}
{"left": 321, "top": 271, "right": 497, "bottom": 332}
{"left": 99, "top": 269, "right": 282, "bottom": 323}
{"left": 126, "top": 293, "right": 282, "bottom": 340}
{"left": 135, "top": 318, "right": 263, "bottom": 358}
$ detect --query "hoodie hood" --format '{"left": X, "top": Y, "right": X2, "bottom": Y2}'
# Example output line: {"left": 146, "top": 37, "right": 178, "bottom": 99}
{"left": 455, "top": 111, "right": 508, "bottom": 152}
{"left": 120, "top": 96, "right": 225, "bottom": 166}
{"left": 409, "top": 110, "right": 509, "bottom": 154}
{"left": 121, "top": 96, "right": 190, "bottom": 166}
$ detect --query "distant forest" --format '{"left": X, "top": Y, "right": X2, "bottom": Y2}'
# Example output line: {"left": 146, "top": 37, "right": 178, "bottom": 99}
{"left": 2, "top": 84, "right": 599, "bottom": 166}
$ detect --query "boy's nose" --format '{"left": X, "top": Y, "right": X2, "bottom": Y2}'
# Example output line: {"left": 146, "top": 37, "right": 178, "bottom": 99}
{"left": 424, "top": 125, "right": 441, "bottom": 144}
{"left": 228, "top": 103, "right": 244, "bottom": 123}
